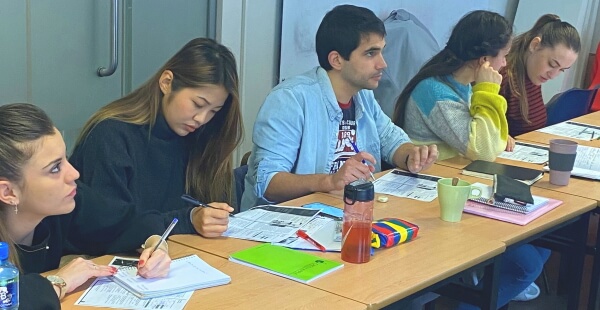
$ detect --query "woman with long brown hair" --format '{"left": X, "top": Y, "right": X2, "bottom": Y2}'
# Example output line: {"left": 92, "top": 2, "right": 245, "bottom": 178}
{"left": 70, "top": 38, "right": 243, "bottom": 238}
{"left": 500, "top": 14, "right": 580, "bottom": 137}
{"left": 0, "top": 103, "right": 171, "bottom": 309}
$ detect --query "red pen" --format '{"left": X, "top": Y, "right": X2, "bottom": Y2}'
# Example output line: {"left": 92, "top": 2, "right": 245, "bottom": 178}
{"left": 296, "top": 230, "right": 327, "bottom": 252}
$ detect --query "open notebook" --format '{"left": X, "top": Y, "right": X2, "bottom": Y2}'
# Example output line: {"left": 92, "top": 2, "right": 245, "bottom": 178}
{"left": 111, "top": 254, "right": 231, "bottom": 299}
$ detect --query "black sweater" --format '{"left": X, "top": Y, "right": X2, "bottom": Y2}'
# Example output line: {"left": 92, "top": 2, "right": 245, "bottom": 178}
{"left": 18, "top": 182, "right": 186, "bottom": 309}
{"left": 69, "top": 113, "right": 199, "bottom": 235}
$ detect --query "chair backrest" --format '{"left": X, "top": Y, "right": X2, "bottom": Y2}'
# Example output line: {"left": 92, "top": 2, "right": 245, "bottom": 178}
{"left": 233, "top": 164, "right": 248, "bottom": 211}
{"left": 545, "top": 88, "right": 598, "bottom": 126}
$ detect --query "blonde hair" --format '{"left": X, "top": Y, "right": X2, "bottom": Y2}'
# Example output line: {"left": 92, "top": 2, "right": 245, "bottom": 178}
{"left": 76, "top": 38, "right": 243, "bottom": 204}
{"left": 505, "top": 14, "right": 580, "bottom": 122}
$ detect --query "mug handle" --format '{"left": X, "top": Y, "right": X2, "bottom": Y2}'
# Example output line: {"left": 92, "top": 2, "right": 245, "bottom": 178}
{"left": 469, "top": 186, "right": 482, "bottom": 199}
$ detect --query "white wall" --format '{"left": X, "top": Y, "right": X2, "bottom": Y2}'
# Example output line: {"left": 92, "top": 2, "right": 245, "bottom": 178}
{"left": 217, "top": 0, "right": 282, "bottom": 164}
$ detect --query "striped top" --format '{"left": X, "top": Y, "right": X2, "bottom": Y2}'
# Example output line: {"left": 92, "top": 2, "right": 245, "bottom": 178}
{"left": 500, "top": 69, "right": 547, "bottom": 137}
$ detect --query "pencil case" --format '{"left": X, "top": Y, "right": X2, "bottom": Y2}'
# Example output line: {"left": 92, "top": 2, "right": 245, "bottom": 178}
{"left": 371, "top": 218, "right": 419, "bottom": 249}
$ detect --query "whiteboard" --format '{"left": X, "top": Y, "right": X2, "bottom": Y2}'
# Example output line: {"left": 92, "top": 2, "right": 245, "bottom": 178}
{"left": 280, "top": 0, "right": 507, "bottom": 82}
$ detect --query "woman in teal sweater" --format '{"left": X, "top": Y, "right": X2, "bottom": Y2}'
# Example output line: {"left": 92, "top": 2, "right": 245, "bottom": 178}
{"left": 393, "top": 10, "right": 511, "bottom": 161}
{"left": 393, "top": 10, "right": 549, "bottom": 308}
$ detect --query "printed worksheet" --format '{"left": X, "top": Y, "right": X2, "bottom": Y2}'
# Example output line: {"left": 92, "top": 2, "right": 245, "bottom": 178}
{"left": 374, "top": 169, "right": 441, "bottom": 202}
{"left": 223, "top": 205, "right": 320, "bottom": 242}
{"left": 576, "top": 145, "right": 600, "bottom": 171}
{"left": 272, "top": 216, "right": 342, "bottom": 252}
{"left": 538, "top": 121, "right": 600, "bottom": 141}
{"left": 543, "top": 145, "right": 600, "bottom": 180}
{"left": 74, "top": 256, "right": 192, "bottom": 310}
{"left": 498, "top": 142, "right": 548, "bottom": 164}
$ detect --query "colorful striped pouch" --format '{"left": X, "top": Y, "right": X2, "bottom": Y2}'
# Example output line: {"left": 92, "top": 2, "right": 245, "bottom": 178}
{"left": 371, "top": 218, "right": 419, "bottom": 248}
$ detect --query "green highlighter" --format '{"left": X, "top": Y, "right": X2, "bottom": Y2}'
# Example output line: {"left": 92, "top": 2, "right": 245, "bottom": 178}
{"left": 229, "top": 243, "right": 344, "bottom": 283}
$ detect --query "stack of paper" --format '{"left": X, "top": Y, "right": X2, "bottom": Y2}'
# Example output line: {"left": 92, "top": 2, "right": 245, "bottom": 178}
{"left": 111, "top": 255, "right": 231, "bottom": 299}
{"left": 468, "top": 183, "right": 548, "bottom": 214}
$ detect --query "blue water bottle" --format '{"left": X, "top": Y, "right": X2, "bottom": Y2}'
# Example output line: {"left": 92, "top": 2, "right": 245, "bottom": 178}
{"left": 0, "top": 242, "right": 18, "bottom": 309}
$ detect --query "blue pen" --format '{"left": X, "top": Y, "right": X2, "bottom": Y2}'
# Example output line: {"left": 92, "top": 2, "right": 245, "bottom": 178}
{"left": 151, "top": 218, "right": 178, "bottom": 255}
{"left": 348, "top": 141, "right": 376, "bottom": 181}
{"left": 181, "top": 194, "right": 235, "bottom": 217}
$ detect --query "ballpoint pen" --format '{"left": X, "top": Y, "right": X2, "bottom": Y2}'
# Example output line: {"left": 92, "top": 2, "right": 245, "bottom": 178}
{"left": 138, "top": 218, "right": 178, "bottom": 276}
{"left": 296, "top": 230, "right": 327, "bottom": 252}
{"left": 151, "top": 218, "right": 178, "bottom": 255}
{"left": 348, "top": 141, "right": 376, "bottom": 181}
{"left": 181, "top": 194, "right": 235, "bottom": 217}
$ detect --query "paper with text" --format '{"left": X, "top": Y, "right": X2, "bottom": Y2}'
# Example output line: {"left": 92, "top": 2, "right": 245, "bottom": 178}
{"left": 537, "top": 121, "right": 600, "bottom": 141}
{"left": 374, "top": 169, "right": 441, "bottom": 202}
{"left": 223, "top": 205, "right": 320, "bottom": 242}
{"left": 498, "top": 142, "right": 548, "bottom": 164}
{"left": 74, "top": 256, "right": 192, "bottom": 309}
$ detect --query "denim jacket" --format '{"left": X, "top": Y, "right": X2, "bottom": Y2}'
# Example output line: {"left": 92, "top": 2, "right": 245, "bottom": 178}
{"left": 241, "top": 67, "right": 411, "bottom": 210}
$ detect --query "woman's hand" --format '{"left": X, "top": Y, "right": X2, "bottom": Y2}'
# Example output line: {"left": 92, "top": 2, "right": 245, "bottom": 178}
{"left": 54, "top": 257, "right": 116, "bottom": 297}
{"left": 138, "top": 235, "right": 172, "bottom": 278}
{"left": 475, "top": 61, "right": 502, "bottom": 85}
{"left": 191, "top": 203, "right": 233, "bottom": 238}
{"left": 505, "top": 136, "right": 516, "bottom": 152}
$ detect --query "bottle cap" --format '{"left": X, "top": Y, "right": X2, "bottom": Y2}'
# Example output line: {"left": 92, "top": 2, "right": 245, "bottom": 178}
{"left": 0, "top": 242, "right": 9, "bottom": 260}
{"left": 344, "top": 180, "right": 374, "bottom": 204}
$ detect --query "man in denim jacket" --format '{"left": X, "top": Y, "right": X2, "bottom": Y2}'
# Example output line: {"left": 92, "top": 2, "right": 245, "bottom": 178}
{"left": 241, "top": 5, "right": 438, "bottom": 210}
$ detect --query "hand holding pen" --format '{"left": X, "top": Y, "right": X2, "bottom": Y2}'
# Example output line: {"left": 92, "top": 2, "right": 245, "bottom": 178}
{"left": 182, "top": 194, "right": 234, "bottom": 238}
{"left": 348, "top": 141, "right": 376, "bottom": 181}
{"left": 137, "top": 218, "right": 177, "bottom": 278}
{"left": 181, "top": 194, "right": 235, "bottom": 217}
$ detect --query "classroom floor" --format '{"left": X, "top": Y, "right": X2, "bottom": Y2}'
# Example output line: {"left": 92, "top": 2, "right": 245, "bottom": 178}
{"left": 433, "top": 252, "right": 588, "bottom": 310}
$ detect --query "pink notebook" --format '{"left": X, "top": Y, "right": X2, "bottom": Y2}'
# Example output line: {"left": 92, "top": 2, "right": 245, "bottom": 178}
{"left": 464, "top": 198, "right": 563, "bottom": 225}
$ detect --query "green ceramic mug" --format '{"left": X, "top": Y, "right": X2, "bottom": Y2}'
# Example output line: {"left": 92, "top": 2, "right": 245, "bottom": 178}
{"left": 437, "top": 178, "right": 482, "bottom": 222}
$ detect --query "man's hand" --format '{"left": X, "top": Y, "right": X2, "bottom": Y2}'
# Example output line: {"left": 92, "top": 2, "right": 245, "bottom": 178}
{"left": 330, "top": 152, "right": 376, "bottom": 190}
{"left": 404, "top": 145, "right": 438, "bottom": 173}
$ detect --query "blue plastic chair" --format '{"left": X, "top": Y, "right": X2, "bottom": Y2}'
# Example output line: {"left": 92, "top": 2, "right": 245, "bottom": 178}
{"left": 233, "top": 165, "right": 248, "bottom": 211}
{"left": 546, "top": 88, "right": 598, "bottom": 126}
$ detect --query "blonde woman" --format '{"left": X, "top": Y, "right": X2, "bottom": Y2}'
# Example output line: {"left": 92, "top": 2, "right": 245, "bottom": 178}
{"left": 0, "top": 103, "right": 171, "bottom": 309}
{"left": 500, "top": 14, "right": 580, "bottom": 136}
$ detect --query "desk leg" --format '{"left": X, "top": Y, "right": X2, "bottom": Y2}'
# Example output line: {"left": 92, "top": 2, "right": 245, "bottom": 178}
{"left": 435, "top": 256, "right": 503, "bottom": 309}
{"left": 568, "top": 212, "right": 590, "bottom": 310}
{"left": 480, "top": 255, "right": 502, "bottom": 310}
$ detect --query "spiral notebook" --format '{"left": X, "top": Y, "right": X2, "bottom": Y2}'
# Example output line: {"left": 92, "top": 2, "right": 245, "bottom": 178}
{"left": 468, "top": 182, "right": 548, "bottom": 214}
{"left": 111, "top": 254, "right": 231, "bottom": 299}
{"left": 464, "top": 183, "right": 563, "bottom": 225}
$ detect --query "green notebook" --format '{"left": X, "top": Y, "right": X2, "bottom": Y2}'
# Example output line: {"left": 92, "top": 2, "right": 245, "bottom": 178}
{"left": 229, "top": 244, "right": 344, "bottom": 283}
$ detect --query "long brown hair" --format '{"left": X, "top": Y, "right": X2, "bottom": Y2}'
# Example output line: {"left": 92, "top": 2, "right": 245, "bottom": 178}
{"left": 0, "top": 103, "right": 57, "bottom": 269}
{"left": 75, "top": 38, "right": 243, "bottom": 204}
{"left": 505, "top": 14, "right": 580, "bottom": 122}
{"left": 393, "top": 10, "right": 512, "bottom": 127}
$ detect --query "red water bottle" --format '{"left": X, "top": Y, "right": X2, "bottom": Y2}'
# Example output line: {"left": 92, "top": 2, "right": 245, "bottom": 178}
{"left": 341, "top": 180, "right": 374, "bottom": 264}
